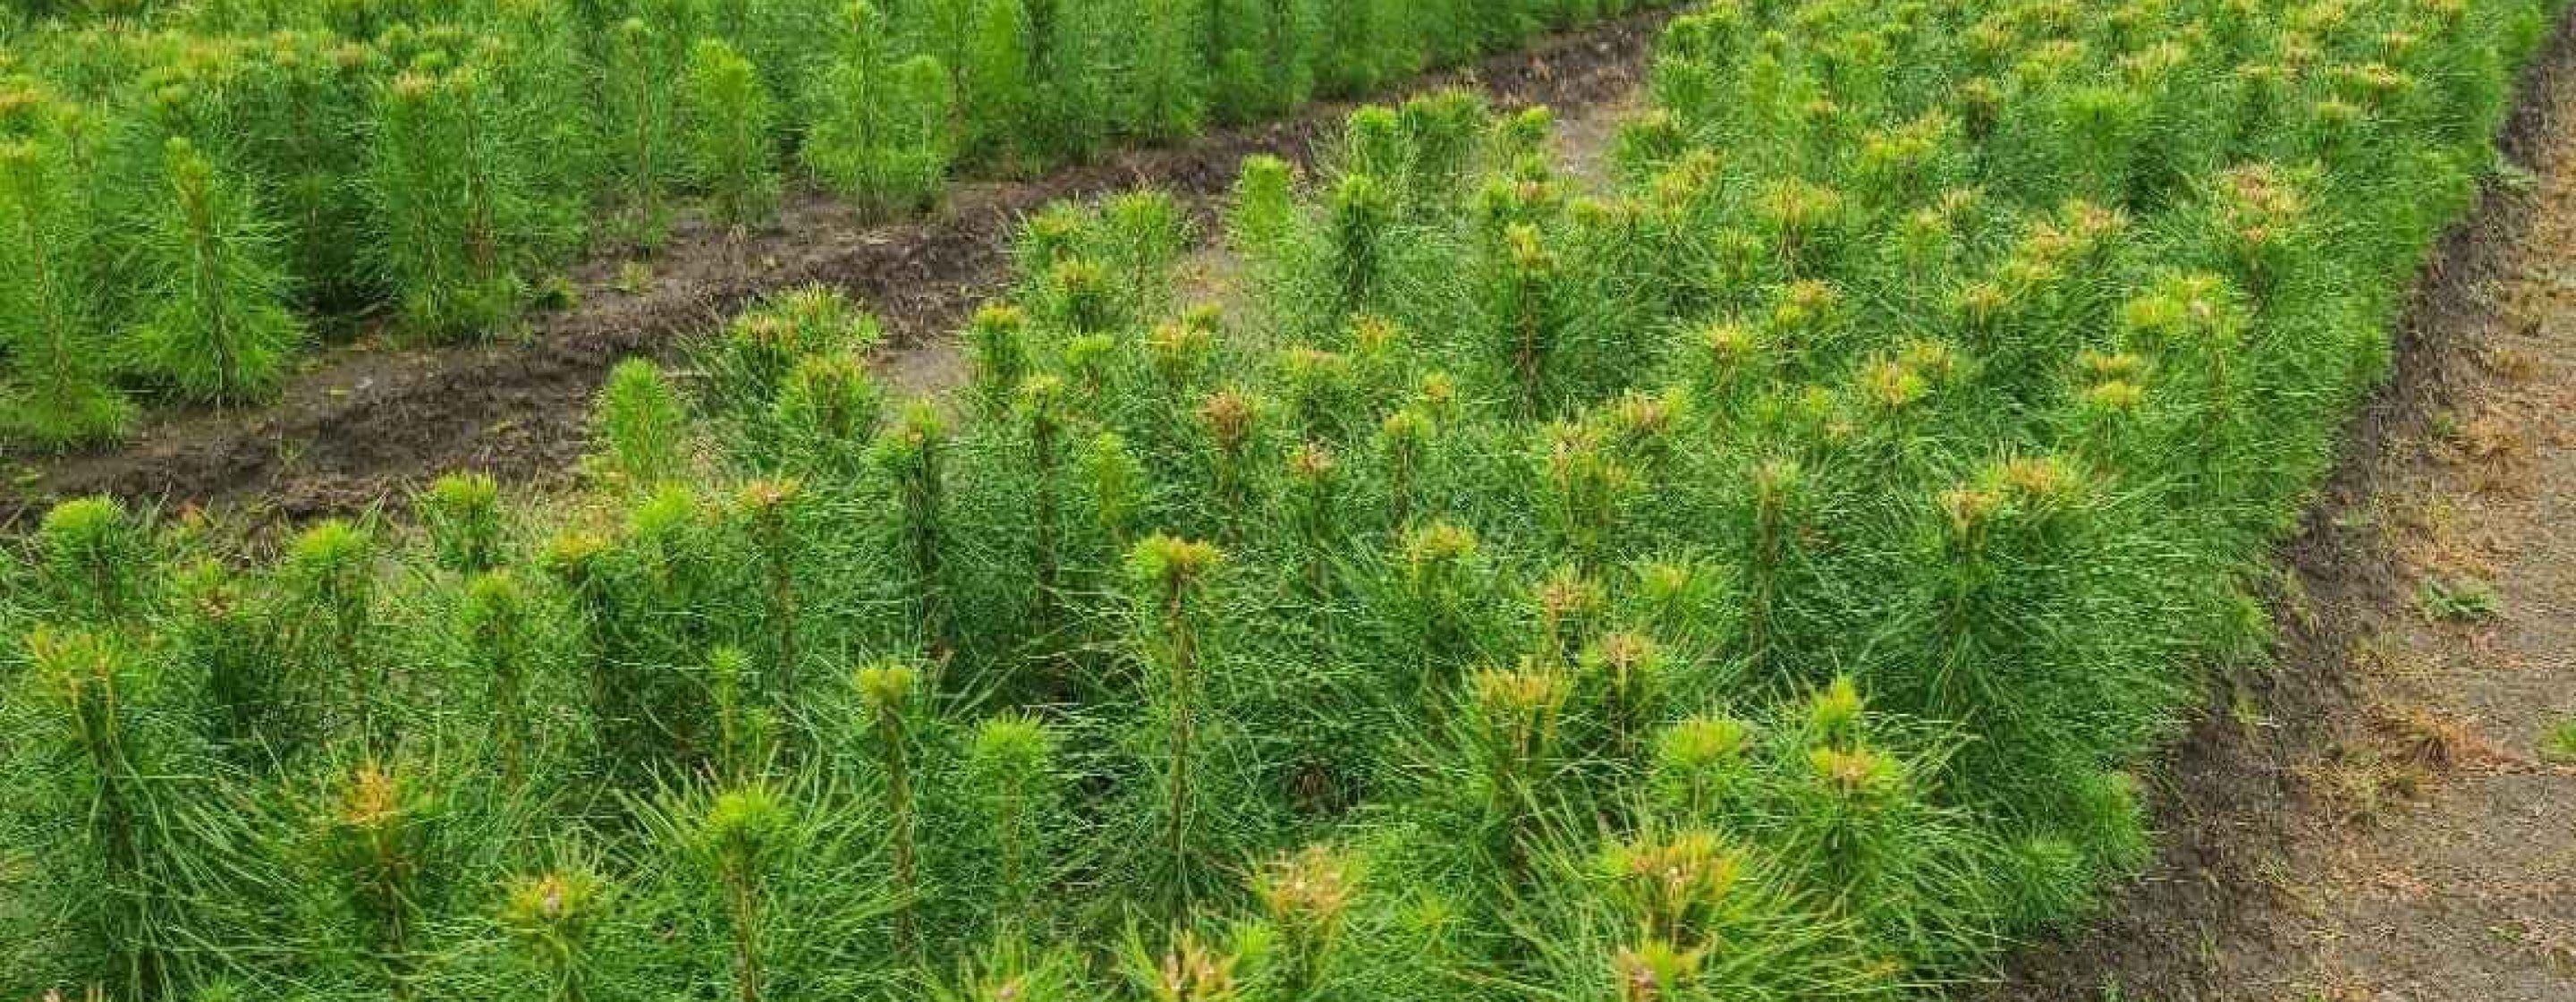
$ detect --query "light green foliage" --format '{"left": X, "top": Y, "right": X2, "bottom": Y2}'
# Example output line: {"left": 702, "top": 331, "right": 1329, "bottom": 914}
{"left": 0, "top": 0, "right": 1657, "bottom": 442}
{"left": 130, "top": 139, "right": 305, "bottom": 403}
{"left": 362, "top": 61, "right": 547, "bottom": 340}
{"left": 0, "top": 0, "right": 2545, "bottom": 998}
{"left": 35, "top": 496, "right": 155, "bottom": 621}
{"left": 604, "top": 17, "right": 682, "bottom": 247}
{"left": 592, "top": 357, "right": 691, "bottom": 492}
{"left": 681, "top": 38, "right": 781, "bottom": 227}
{"left": 0, "top": 138, "right": 130, "bottom": 446}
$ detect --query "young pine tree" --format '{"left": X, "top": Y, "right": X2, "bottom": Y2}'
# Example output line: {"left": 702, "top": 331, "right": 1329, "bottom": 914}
{"left": 0, "top": 139, "right": 131, "bottom": 446}
{"left": 682, "top": 38, "right": 783, "bottom": 229}
{"left": 605, "top": 17, "right": 682, "bottom": 248}
{"left": 1129, "top": 0, "right": 1209, "bottom": 143}
{"left": 806, "top": 2, "right": 956, "bottom": 217}
{"left": 130, "top": 138, "right": 305, "bottom": 404}
{"left": 364, "top": 64, "right": 540, "bottom": 340}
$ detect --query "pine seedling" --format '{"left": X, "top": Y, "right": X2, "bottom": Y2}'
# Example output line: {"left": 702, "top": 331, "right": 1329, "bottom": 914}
{"left": 1196, "top": 387, "right": 1264, "bottom": 534}
{"left": 607, "top": 486, "right": 731, "bottom": 772}
{"left": 1148, "top": 313, "right": 1222, "bottom": 397}
{"left": 499, "top": 867, "right": 611, "bottom": 1002}
{"left": 808, "top": 2, "right": 954, "bottom": 217}
{"left": 1777, "top": 726, "right": 1989, "bottom": 966}
{"left": 2055, "top": 85, "right": 2145, "bottom": 205}
{"left": 1754, "top": 178, "right": 1846, "bottom": 276}
{"left": 1250, "top": 0, "right": 1318, "bottom": 117}
{"left": 282, "top": 519, "right": 381, "bottom": 750}
{"left": 605, "top": 17, "right": 680, "bottom": 248}
{"left": 1341, "top": 106, "right": 1406, "bottom": 191}
{"left": 1396, "top": 520, "right": 1479, "bottom": 704}
{"left": 1347, "top": 313, "right": 1410, "bottom": 397}
{"left": 1326, "top": 172, "right": 1396, "bottom": 320}
{"left": 1577, "top": 631, "right": 1669, "bottom": 765}
{"left": 1597, "top": 828, "right": 1743, "bottom": 948}
{"left": 1276, "top": 347, "right": 1355, "bottom": 444}
{"left": 2118, "top": 273, "right": 2248, "bottom": 496}
{"left": 874, "top": 403, "right": 955, "bottom": 657}
{"left": 1016, "top": 203, "right": 1092, "bottom": 282}
{"left": 1601, "top": 387, "right": 1690, "bottom": 481}
{"left": 964, "top": 714, "right": 1059, "bottom": 930}
{"left": 315, "top": 761, "right": 436, "bottom": 1001}
{"left": 1464, "top": 662, "right": 1569, "bottom": 881}
{"left": 699, "top": 782, "right": 806, "bottom": 1002}
{"left": 1376, "top": 407, "right": 1433, "bottom": 531}
{"left": 1100, "top": 190, "right": 1193, "bottom": 318}
{"left": 1084, "top": 431, "right": 1149, "bottom": 550}
{"left": 2205, "top": 162, "right": 2308, "bottom": 303}
{"left": 1611, "top": 938, "right": 1707, "bottom": 1002}
{"left": 1489, "top": 224, "right": 1567, "bottom": 417}
{"left": 539, "top": 531, "right": 625, "bottom": 765}
{"left": 855, "top": 658, "right": 924, "bottom": 957}
{"left": 767, "top": 350, "right": 885, "bottom": 480}
{"left": 1123, "top": 929, "right": 1244, "bottom": 1002}
{"left": 363, "top": 65, "right": 536, "bottom": 339}
{"left": 1040, "top": 257, "right": 1120, "bottom": 335}
{"left": 707, "top": 646, "right": 777, "bottom": 782}
{"left": 967, "top": 304, "right": 1033, "bottom": 415}
{"left": 1131, "top": 0, "right": 1210, "bottom": 143}
{"left": 36, "top": 496, "right": 154, "bottom": 623}
{"left": 738, "top": 480, "right": 808, "bottom": 707}
{"left": 1653, "top": 715, "right": 1754, "bottom": 821}
{"left": 1538, "top": 420, "right": 1634, "bottom": 570}
{"left": 171, "top": 558, "right": 289, "bottom": 760}
{"left": 941, "top": 937, "right": 1087, "bottom": 1002}
{"left": 28, "top": 626, "right": 174, "bottom": 1001}
{"left": 1316, "top": 0, "right": 1394, "bottom": 95}
{"left": 1737, "top": 458, "right": 1801, "bottom": 674}
{"left": 1534, "top": 565, "right": 1606, "bottom": 671}
{"left": 0, "top": 139, "right": 130, "bottom": 446}
{"left": 459, "top": 569, "right": 538, "bottom": 786}
{"left": 1016, "top": 375, "right": 1072, "bottom": 645}
{"left": 682, "top": 38, "right": 781, "bottom": 229}
{"left": 709, "top": 286, "right": 883, "bottom": 406}
{"left": 957, "top": 0, "right": 1030, "bottom": 167}
{"left": 592, "top": 358, "right": 690, "bottom": 494}
{"left": 130, "top": 138, "right": 305, "bottom": 403}
{"left": 1227, "top": 155, "right": 1297, "bottom": 258}
{"left": 1250, "top": 844, "right": 1360, "bottom": 998}
{"left": 1124, "top": 533, "right": 1226, "bottom": 918}
{"left": 1285, "top": 442, "right": 1341, "bottom": 594}
{"left": 421, "top": 471, "right": 504, "bottom": 574}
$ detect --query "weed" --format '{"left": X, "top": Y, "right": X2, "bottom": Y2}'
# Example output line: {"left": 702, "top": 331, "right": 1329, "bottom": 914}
{"left": 2415, "top": 576, "right": 2500, "bottom": 623}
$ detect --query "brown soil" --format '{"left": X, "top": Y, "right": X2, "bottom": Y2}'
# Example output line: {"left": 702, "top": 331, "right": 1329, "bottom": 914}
{"left": 0, "top": 11, "right": 1671, "bottom": 528}
{"left": 1995, "top": 13, "right": 2576, "bottom": 1001}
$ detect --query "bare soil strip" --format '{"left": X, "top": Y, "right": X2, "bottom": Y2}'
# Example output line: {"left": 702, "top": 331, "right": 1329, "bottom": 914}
{"left": 1, "top": 11, "right": 1668, "bottom": 526}
{"left": 1997, "top": 13, "right": 2576, "bottom": 1000}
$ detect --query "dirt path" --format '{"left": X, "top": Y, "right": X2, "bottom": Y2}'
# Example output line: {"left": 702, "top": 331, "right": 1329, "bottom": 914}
{"left": 1997, "top": 16, "right": 2576, "bottom": 1002}
{"left": 0, "top": 11, "right": 1671, "bottom": 527}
